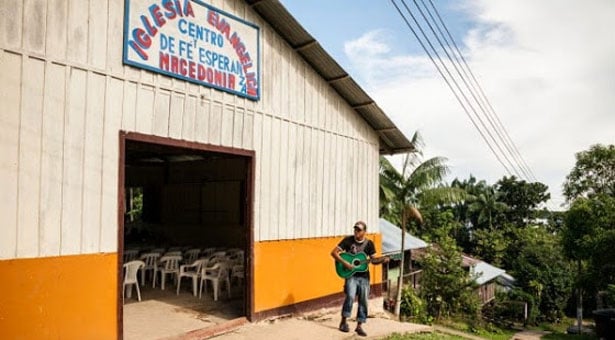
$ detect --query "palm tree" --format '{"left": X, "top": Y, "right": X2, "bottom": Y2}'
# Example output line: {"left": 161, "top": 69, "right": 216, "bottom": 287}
{"left": 379, "top": 131, "right": 465, "bottom": 317}
{"left": 468, "top": 186, "right": 508, "bottom": 229}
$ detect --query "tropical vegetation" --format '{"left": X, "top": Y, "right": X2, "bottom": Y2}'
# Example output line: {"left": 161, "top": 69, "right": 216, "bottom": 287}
{"left": 380, "top": 136, "right": 615, "bottom": 333}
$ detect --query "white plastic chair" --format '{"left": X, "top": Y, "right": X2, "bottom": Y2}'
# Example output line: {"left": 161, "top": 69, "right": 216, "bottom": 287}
{"left": 176, "top": 259, "right": 208, "bottom": 296}
{"left": 123, "top": 249, "right": 139, "bottom": 263}
{"left": 201, "top": 247, "right": 216, "bottom": 257}
{"left": 123, "top": 260, "right": 145, "bottom": 302}
{"left": 226, "top": 251, "right": 244, "bottom": 265}
{"left": 183, "top": 248, "right": 201, "bottom": 264}
{"left": 199, "top": 261, "right": 231, "bottom": 301}
{"left": 139, "top": 252, "right": 160, "bottom": 287}
{"left": 231, "top": 264, "right": 244, "bottom": 286}
{"left": 154, "top": 255, "right": 182, "bottom": 290}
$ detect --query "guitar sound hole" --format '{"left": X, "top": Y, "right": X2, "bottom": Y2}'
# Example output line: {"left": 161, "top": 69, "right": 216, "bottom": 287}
{"left": 353, "top": 260, "right": 360, "bottom": 266}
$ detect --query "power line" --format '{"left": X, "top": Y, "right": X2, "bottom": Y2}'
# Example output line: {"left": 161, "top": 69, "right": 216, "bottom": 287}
{"left": 390, "top": 0, "right": 536, "bottom": 182}
{"left": 423, "top": 0, "right": 537, "bottom": 181}
{"left": 391, "top": 0, "right": 521, "bottom": 179}
{"left": 407, "top": 0, "right": 527, "bottom": 180}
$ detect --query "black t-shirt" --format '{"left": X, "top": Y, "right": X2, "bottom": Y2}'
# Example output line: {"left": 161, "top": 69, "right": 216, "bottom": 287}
{"left": 337, "top": 236, "right": 376, "bottom": 278}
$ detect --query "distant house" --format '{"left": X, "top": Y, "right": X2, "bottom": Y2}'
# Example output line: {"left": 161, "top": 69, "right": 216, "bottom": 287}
{"left": 465, "top": 257, "right": 508, "bottom": 304}
{"left": 379, "top": 218, "right": 428, "bottom": 293}
{"left": 379, "top": 218, "right": 511, "bottom": 305}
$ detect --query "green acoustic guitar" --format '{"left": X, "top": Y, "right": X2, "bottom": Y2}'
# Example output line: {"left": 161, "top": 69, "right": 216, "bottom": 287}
{"left": 335, "top": 252, "right": 393, "bottom": 279}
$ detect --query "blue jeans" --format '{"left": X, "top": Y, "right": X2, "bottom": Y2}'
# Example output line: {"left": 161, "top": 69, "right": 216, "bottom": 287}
{"left": 342, "top": 275, "right": 370, "bottom": 323}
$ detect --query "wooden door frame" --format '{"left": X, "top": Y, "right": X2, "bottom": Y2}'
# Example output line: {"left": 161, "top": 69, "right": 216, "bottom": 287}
{"left": 117, "top": 131, "right": 255, "bottom": 339}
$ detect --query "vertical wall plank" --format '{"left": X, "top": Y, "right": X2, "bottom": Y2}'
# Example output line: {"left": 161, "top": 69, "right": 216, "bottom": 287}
{"left": 39, "top": 62, "right": 66, "bottom": 257}
{"left": 67, "top": 0, "right": 89, "bottom": 64}
{"left": 333, "top": 134, "right": 342, "bottom": 233}
{"left": 23, "top": 0, "right": 47, "bottom": 54}
{"left": 88, "top": 0, "right": 108, "bottom": 69}
{"left": 152, "top": 89, "right": 171, "bottom": 137}
{"left": 300, "top": 126, "right": 311, "bottom": 239}
{"left": 168, "top": 93, "right": 184, "bottom": 139}
{"left": 232, "top": 108, "right": 244, "bottom": 148}
{"left": 0, "top": 52, "right": 22, "bottom": 258}
{"left": 107, "top": 0, "right": 124, "bottom": 73}
{"left": 194, "top": 99, "right": 210, "bottom": 144}
{"left": 220, "top": 105, "right": 234, "bottom": 147}
{"left": 315, "top": 129, "right": 325, "bottom": 235}
{"left": 121, "top": 81, "right": 137, "bottom": 131}
{"left": 46, "top": 0, "right": 68, "bottom": 60}
{"left": 285, "top": 123, "right": 296, "bottom": 238}
{"left": 252, "top": 113, "right": 263, "bottom": 240}
{"left": 17, "top": 57, "right": 45, "bottom": 257}
{"left": 308, "top": 127, "right": 319, "bottom": 235}
{"left": 0, "top": 1, "right": 23, "bottom": 49}
{"left": 279, "top": 47, "right": 288, "bottom": 120}
{"left": 100, "top": 76, "right": 123, "bottom": 253}
{"left": 277, "top": 119, "right": 288, "bottom": 239}
{"left": 259, "top": 115, "right": 272, "bottom": 240}
{"left": 81, "top": 72, "right": 105, "bottom": 253}
{"left": 321, "top": 132, "right": 332, "bottom": 236}
{"left": 242, "top": 111, "right": 254, "bottom": 150}
{"left": 181, "top": 95, "right": 196, "bottom": 141}
{"left": 61, "top": 67, "right": 86, "bottom": 255}
{"left": 292, "top": 125, "right": 304, "bottom": 238}
{"left": 269, "top": 118, "right": 280, "bottom": 240}
{"left": 135, "top": 85, "right": 154, "bottom": 134}
{"left": 209, "top": 103, "right": 222, "bottom": 145}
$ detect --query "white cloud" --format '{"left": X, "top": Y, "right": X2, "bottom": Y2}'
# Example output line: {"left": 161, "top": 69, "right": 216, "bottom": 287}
{"left": 344, "top": 0, "right": 615, "bottom": 210}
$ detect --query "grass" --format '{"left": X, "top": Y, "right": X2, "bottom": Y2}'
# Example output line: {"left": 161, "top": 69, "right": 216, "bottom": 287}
{"left": 436, "top": 318, "right": 516, "bottom": 340}
{"left": 381, "top": 331, "right": 466, "bottom": 340}
{"left": 531, "top": 317, "right": 597, "bottom": 339}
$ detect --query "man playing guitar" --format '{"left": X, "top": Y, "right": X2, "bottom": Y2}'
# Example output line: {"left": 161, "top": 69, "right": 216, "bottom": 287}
{"left": 330, "top": 221, "right": 389, "bottom": 337}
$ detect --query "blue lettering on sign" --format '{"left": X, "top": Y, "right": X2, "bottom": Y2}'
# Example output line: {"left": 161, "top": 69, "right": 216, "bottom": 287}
{"left": 160, "top": 33, "right": 175, "bottom": 53}
{"left": 178, "top": 18, "right": 223, "bottom": 47}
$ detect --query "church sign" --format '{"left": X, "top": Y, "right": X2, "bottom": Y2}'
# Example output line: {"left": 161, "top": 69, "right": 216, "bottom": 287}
{"left": 124, "top": 0, "right": 260, "bottom": 100}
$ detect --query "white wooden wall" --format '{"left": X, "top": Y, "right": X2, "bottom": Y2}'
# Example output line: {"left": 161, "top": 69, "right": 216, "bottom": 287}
{"left": 0, "top": 0, "right": 380, "bottom": 259}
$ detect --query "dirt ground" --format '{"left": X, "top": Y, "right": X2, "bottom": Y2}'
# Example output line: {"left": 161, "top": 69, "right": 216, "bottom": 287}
{"left": 209, "top": 302, "right": 432, "bottom": 340}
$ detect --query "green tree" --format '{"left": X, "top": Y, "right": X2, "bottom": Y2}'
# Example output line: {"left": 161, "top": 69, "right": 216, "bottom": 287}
{"left": 418, "top": 215, "right": 480, "bottom": 319}
{"left": 563, "top": 195, "right": 615, "bottom": 304}
{"left": 379, "top": 131, "right": 463, "bottom": 233}
{"left": 508, "top": 227, "right": 573, "bottom": 322}
{"left": 496, "top": 176, "right": 550, "bottom": 225}
{"left": 563, "top": 144, "right": 615, "bottom": 200}
{"left": 379, "top": 131, "right": 464, "bottom": 317}
{"left": 468, "top": 186, "right": 508, "bottom": 230}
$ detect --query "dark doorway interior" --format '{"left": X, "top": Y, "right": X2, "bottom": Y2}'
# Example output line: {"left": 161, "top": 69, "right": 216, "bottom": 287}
{"left": 120, "top": 136, "right": 252, "bottom": 339}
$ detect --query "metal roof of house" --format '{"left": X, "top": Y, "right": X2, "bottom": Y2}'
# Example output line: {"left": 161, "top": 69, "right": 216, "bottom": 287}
{"left": 245, "top": 0, "right": 414, "bottom": 155}
{"left": 471, "top": 261, "right": 506, "bottom": 285}
{"left": 380, "top": 218, "right": 428, "bottom": 255}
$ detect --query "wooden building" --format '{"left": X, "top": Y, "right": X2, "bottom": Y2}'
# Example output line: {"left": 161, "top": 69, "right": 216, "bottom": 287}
{"left": 0, "top": 0, "right": 412, "bottom": 338}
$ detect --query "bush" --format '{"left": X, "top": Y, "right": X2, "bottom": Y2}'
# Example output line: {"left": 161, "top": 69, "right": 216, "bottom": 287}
{"left": 400, "top": 286, "right": 433, "bottom": 324}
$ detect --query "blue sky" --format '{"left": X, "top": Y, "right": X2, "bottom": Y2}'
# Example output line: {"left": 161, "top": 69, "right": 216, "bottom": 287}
{"left": 279, "top": 0, "right": 615, "bottom": 210}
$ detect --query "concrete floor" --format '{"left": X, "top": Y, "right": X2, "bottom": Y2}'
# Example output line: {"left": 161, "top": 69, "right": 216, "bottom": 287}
{"left": 123, "top": 281, "right": 244, "bottom": 340}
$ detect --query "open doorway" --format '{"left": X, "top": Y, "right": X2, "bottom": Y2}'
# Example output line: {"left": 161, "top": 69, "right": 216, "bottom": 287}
{"left": 118, "top": 132, "right": 253, "bottom": 339}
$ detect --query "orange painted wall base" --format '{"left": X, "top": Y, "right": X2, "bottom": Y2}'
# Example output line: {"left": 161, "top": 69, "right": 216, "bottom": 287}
{"left": 253, "top": 234, "right": 382, "bottom": 312}
{"left": 0, "top": 253, "right": 118, "bottom": 340}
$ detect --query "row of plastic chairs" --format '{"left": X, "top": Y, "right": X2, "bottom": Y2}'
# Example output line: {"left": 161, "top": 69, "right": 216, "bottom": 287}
{"left": 123, "top": 252, "right": 244, "bottom": 302}
{"left": 123, "top": 247, "right": 243, "bottom": 264}
{"left": 178, "top": 254, "right": 244, "bottom": 301}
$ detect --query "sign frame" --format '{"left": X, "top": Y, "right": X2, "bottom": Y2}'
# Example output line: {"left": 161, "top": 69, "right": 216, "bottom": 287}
{"left": 123, "top": 0, "right": 260, "bottom": 101}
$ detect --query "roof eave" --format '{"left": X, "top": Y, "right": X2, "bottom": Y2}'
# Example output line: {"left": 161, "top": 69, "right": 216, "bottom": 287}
{"left": 245, "top": 0, "right": 414, "bottom": 155}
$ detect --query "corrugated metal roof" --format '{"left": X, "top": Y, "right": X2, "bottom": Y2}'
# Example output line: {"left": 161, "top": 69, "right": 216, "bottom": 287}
{"left": 471, "top": 261, "right": 506, "bottom": 285}
{"left": 245, "top": 0, "right": 414, "bottom": 155}
{"left": 380, "top": 218, "right": 428, "bottom": 255}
